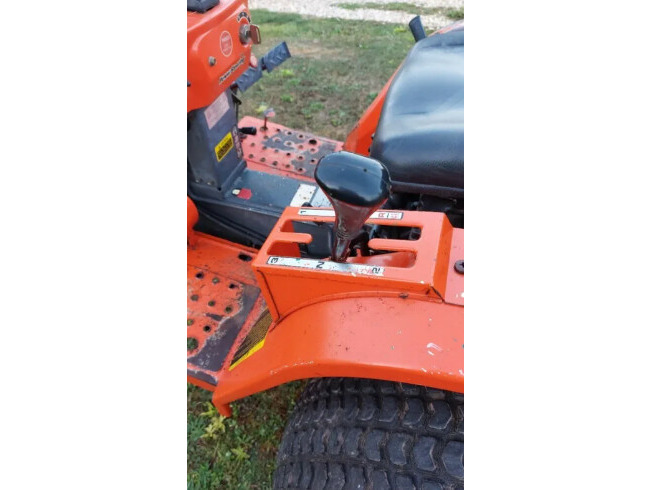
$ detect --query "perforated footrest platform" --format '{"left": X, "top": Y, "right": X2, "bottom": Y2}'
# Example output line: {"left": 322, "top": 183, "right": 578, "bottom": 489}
{"left": 239, "top": 116, "right": 343, "bottom": 180}
{"left": 187, "top": 233, "right": 267, "bottom": 388}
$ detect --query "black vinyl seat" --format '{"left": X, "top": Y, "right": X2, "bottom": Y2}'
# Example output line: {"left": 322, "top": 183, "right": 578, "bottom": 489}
{"left": 187, "top": 0, "right": 219, "bottom": 13}
{"left": 370, "top": 27, "right": 464, "bottom": 197}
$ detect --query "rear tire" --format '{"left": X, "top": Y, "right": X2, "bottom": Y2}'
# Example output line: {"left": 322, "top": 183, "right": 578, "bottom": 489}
{"left": 273, "top": 378, "right": 464, "bottom": 489}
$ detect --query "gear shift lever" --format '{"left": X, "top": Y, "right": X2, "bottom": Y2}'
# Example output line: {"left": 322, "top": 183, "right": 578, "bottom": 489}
{"left": 314, "top": 151, "right": 391, "bottom": 262}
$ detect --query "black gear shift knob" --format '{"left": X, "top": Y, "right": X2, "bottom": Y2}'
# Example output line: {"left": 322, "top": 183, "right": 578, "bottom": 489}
{"left": 314, "top": 151, "right": 391, "bottom": 262}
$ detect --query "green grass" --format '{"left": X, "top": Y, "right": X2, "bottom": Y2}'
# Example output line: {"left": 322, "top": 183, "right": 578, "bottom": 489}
{"left": 240, "top": 9, "right": 416, "bottom": 141}
{"left": 188, "top": 381, "right": 305, "bottom": 489}
{"left": 188, "top": 10, "right": 417, "bottom": 489}
{"left": 447, "top": 7, "right": 465, "bottom": 20}
{"left": 337, "top": 2, "right": 464, "bottom": 20}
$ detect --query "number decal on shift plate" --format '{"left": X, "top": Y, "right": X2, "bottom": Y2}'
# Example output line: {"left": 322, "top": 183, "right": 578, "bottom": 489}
{"left": 266, "top": 256, "right": 384, "bottom": 276}
{"left": 297, "top": 209, "right": 403, "bottom": 220}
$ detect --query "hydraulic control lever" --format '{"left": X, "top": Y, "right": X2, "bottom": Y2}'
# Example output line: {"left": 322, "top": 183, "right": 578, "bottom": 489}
{"left": 314, "top": 151, "right": 391, "bottom": 262}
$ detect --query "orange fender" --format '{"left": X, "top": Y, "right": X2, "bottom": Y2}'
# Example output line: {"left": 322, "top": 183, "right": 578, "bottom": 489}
{"left": 212, "top": 295, "right": 463, "bottom": 416}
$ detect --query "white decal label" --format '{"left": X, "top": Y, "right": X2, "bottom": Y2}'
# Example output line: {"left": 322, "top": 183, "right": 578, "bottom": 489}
{"left": 266, "top": 257, "right": 385, "bottom": 276}
{"left": 297, "top": 208, "right": 334, "bottom": 217}
{"left": 310, "top": 188, "right": 332, "bottom": 207}
{"left": 204, "top": 92, "right": 229, "bottom": 130}
{"left": 289, "top": 184, "right": 317, "bottom": 207}
{"left": 373, "top": 211, "right": 404, "bottom": 220}
{"left": 298, "top": 209, "right": 403, "bottom": 220}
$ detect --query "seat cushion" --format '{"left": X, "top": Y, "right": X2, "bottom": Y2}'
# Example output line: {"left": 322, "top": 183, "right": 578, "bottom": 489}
{"left": 370, "top": 27, "right": 464, "bottom": 197}
{"left": 187, "top": 0, "right": 219, "bottom": 13}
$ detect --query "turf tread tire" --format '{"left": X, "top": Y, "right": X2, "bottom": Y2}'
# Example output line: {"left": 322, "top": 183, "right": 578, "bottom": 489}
{"left": 273, "top": 378, "right": 463, "bottom": 489}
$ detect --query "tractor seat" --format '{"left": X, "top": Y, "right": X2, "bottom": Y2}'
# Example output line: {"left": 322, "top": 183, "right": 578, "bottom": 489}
{"left": 370, "top": 26, "right": 464, "bottom": 198}
{"left": 187, "top": 0, "right": 219, "bottom": 13}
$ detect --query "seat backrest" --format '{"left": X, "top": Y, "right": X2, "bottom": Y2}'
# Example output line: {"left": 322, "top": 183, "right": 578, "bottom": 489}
{"left": 369, "top": 27, "right": 464, "bottom": 197}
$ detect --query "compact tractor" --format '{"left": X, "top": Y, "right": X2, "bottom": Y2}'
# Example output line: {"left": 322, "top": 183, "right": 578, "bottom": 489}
{"left": 187, "top": 1, "right": 464, "bottom": 487}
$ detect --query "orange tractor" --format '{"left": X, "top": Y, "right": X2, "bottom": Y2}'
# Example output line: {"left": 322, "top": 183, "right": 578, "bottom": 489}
{"left": 188, "top": 1, "right": 464, "bottom": 487}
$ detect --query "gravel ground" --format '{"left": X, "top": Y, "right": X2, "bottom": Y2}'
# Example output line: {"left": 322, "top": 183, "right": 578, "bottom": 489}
{"left": 250, "top": 0, "right": 464, "bottom": 30}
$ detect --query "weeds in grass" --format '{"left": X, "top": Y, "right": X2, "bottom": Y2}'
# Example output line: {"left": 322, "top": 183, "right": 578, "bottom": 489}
{"left": 188, "top": 381, "right": 304, "bottom": 488}
{"left": 231, "top": 447, "right": 250, "bottom": 461}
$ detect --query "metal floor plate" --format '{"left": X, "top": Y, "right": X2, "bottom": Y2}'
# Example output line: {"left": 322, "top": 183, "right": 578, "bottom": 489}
{"left": 187, "top": 233, "right": 266, "bottom": 388}
{"left": 239, "top": 116, "right": 343, "bottom": 180}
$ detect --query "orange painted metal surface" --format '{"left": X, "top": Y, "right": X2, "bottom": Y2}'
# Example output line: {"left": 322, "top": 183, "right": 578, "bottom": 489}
{"left": 187, "top": 260, "right": 252, "bottom": 364}
{"left": 201, "top": 207, "right": 463, "bottom": 416}
{"left": 187, "top": 197, "right": 199, "bottom": 247}
{"left": 187, "top": 231, "right": 267, "bottom": 391}
{"left": 239, "top": 116, "right": 343, "bottom": 181}
{"left": 187, "top": 0, "right": 253, "bottom": 112}
{"left": 445, "top": 228, "right": 464, "bottom": 306}
{"left": 187, "top": 205, "right": 463, "bottom": 416}
{"left": 212, "top": 296, "right": 463, "bottom": 416}
{"left": 186, "top": 0, "right": 464, "bottom": 419}
{"left": 253, "top": 207, "right": 454, "bottom": 320}
{"left": 188, "top": 118, "right": 464, "bottom": 417}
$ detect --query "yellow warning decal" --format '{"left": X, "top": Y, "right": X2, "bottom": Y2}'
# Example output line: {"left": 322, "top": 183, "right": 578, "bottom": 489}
{"left": 229, "top": 310, "right": 272, "bottom": 370}
{"left": 215, "top": 131, "right": 234, "bottom": 161}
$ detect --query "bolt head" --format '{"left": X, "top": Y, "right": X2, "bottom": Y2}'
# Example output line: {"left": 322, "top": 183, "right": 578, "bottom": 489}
{"left": 454, "top": 260, "right": 464, "bottom": 274}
